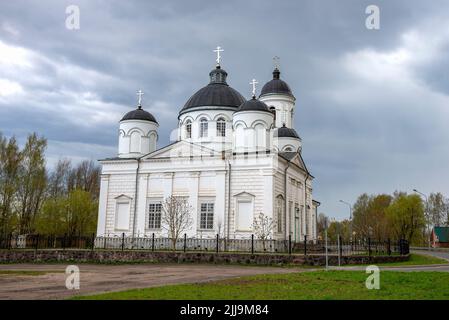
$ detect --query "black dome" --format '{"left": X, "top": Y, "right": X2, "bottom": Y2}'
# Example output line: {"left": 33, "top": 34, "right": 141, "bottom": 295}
{"left": 274, "top": 124, "right": 300, "bottom": 139}
{"left": 121, "top": 107, "right": 158, "bottom": 123}
{"left": 260, "top": 68, "right": 294, "bottom": 98}
{"left": 236, "top": 97, "right": 272, "bottom": 113}
{"left": 179, "top": 66, "right": 245, "bottom": 116}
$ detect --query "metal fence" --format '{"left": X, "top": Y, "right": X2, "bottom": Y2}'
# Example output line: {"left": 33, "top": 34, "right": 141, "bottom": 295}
{"left": 0, "top": 233, "right": 409, "bottom": 256}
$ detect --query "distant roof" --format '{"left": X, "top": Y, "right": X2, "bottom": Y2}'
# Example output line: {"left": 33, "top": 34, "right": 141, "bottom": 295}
{"left": 434, "top": 226, "right": 449, "bottom": 243}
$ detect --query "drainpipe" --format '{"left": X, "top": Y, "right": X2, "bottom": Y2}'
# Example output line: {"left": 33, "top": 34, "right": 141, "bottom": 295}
{"left": 131, "top": 157, "right": 141, "bottom": 239}
{"left": 315, "top": 201, "right": 320, "bottom": 242}
{"left": 284, "top": 161, "right": 290, "bottom": 240}
{"left": 303, "top": 172, "right": 310, "bottom": 239}
{"left": 227, "top": 161, "right": 232, "bottom": 240}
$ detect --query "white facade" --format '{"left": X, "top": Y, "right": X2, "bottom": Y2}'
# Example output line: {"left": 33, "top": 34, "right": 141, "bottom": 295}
{"left": 97, "top": 64, "right": 318, "bottom": 241}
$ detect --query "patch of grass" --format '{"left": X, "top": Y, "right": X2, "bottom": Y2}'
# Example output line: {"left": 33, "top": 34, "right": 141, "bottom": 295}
{"left": 0, "top": 270, "right": 61, "bottom": 276}
{"left": 73, "top": 270, "right": 449, "bottom": 300}
{"left": 352, "top": 253, "right": 447, "bottom": 267}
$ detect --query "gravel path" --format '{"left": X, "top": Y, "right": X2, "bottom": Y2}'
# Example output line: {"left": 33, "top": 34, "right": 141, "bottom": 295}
{"left": 0, "top": 263, "right": 302, "bottom": 300}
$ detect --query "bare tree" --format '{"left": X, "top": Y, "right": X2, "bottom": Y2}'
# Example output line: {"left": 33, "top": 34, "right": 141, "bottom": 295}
{"left": 161, "top": 196, "right": 194, "bottom": 250}
{"left": 253, "top": 212, "right": 275, "bottom": 251}
{"left": 16, "top": 133, "right": 47, "bottom": 234}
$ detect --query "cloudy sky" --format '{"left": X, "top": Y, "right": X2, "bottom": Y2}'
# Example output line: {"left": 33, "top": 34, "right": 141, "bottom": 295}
{"left": 1, "top": 0, "right": 448, "bottom": 219}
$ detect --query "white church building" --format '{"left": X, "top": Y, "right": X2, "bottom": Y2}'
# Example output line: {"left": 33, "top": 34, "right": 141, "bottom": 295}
{"left": 96, "top": 49, "right": 319, "bottom": 242}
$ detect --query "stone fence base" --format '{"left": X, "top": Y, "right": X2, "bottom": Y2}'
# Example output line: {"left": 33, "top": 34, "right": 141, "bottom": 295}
{"left": 0, "top": 250, "right": 409, "bottom": 266}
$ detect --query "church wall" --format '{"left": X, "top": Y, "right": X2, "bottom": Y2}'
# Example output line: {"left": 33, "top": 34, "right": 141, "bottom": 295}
{"left": 178, "top": 109, "right": 234, "bottom": 151}
{"left": 259, "top": 94, "right": 295, "bottom": 128}
{"left": 98, "top": 149, "right": 316, "bottom": 241}
{"left": 104, "top": 173, "right": 138, "bottom": 236}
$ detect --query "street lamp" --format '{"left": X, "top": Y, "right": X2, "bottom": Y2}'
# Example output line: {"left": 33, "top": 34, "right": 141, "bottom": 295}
{"left": 413, "top": 189, "right": 431, "bottom": 251}
{"left": 339, "top": 200, "right": 353, "bottom": 243}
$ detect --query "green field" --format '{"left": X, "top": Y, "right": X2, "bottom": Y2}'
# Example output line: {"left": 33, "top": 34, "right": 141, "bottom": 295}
{"left": 350, "top": 253, "right": 448, "bottom": 267}
{"left": 74, "top": 270, "right": 449, "bottom": 300}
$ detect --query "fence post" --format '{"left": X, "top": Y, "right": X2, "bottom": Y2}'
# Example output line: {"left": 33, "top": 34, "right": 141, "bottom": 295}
{"left": 63, "top": 233, "right": 67, "bottom": 250}
{"left": 183, "top": 233, "right": 187, "bottom": 252}
{"left": 91, "top": 233, "right": 95, "bottom": 251}
{"left": 121, "top": 232, "right": 125, "bottom": 251}
{"left": 339, "top": 235, "right": 343, "bottom": 257}
{"left": 152, "top": 233, "right": 155, "bottom": 252}
{"left": 216, "top": 234, "right": 219, "bottom": 253}
{"left": 368, "top": 237, "right": 371, "bottom": 258}
{"left": 288, "top": 234, "right": 292, "bottom": 255}
{"left": 387, "top": 238, "right": 391, "bottom": 256}
{"left": 337, "top": 235, "right": 341, "bottom": 266}
{"left": 304, "top": 235, "right": 307, "bottom": 256}
{"left": 251, "top": 234, "right": 254, "bottom": 254}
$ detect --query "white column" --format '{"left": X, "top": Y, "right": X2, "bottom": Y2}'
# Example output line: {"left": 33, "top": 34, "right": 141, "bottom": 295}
{"left": 262, "top": 168, "right": 274, "bottom": 219}
{"left": 162, "top": 172, "right": 174, "bottom": 197}
{"left": 188, "top": 172, "right": 200, "bottom": 237}
{"left": 135, "top": 174, "right": 149, "bottom": 236}
{"left": 96, "top": 175, "right": 109, "bottom": 236}
{"left": 215, "top": 170, "right": 226, "bottom": 236}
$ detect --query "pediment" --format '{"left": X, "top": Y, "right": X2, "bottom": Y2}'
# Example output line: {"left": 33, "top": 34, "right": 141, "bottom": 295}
{"left": 114, "top": 194, "right": 133, "bottom": 200}
{"left": 142, "top": 141, "right": 221, "bottom": 160}
{"left": 233, "top": 191, "right": 255, "bottom": 198}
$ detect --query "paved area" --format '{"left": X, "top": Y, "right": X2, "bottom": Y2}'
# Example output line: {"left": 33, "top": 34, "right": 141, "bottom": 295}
{"left": 0, "top": 264, "right": 301, "bottom": 300}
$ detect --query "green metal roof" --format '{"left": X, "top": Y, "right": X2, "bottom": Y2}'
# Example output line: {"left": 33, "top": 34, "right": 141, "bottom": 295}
{"left": 434, "top": 227, "right": 449, "bottom": 243}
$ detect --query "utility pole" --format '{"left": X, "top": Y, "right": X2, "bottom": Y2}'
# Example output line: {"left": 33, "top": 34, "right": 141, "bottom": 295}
{"left": 413, "top": 189, "right": 431, "bottom": 251}
{"left": 339, "top": 200, "right": 352, "bottom": 242}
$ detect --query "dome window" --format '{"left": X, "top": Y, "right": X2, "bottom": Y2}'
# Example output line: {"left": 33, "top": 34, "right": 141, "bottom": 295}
{"left": 199, "top": 118, "right": 208, "bottom": 138}
{"left": 185, "top": 120, "right": 192, "bottom": 138}
{"left": 216, "top": 118, "right": 226, "bottom": 137}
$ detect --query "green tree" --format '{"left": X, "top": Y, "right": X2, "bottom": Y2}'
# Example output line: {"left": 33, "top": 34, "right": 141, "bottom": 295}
{"left": 327, "top": 219, "right": 350, "bottom": 242}
{"left": 35, "top": 189, "right": 97, "bottom": 236}
{"left": 0, "top": 134, "right": 21, "bottom": 235}
{"left": 352, "top": 193, "right": 371, "bottom": 239}
{"left": 352, "top": 193, "right": 391, "bottom": 241}
{"left": 428, "top": 192, "right": 448, "bottom": 227}
{"left": 367, "top": 194, "right": 392, "bottom": 241}
{"left": 386, "top": 193, "right": 425, "bottom": 243}
{"left": 17, "top": 133, "right": 47, "bottom": 234}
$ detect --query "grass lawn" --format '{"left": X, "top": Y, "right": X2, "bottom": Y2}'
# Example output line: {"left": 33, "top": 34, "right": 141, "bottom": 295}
{"left": 74, "top": 270, "right": 449, "bottom": 300}
{"left": 345, "top": 253, "right": 448, "bottom": 267}
{"left": 379, "top": 253, "right": 447, "bottom": 266}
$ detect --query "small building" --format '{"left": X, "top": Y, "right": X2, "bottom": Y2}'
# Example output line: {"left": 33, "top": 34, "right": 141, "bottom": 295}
{"left": 431, "top": 226, "right": 449, "bottom": 248}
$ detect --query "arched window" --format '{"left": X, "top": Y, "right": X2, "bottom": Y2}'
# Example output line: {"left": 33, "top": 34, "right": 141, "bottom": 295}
{"left": 130, "top": 131, "right": 141, "bottom": 153}
{"left": 185, "top": 120, "right": 192, "bottom": 138}
{"left": 216, "top": 118, "right": 226, "bottom": 137}
{"left": 199, "top": 118, "right": 208, "bottom": 137}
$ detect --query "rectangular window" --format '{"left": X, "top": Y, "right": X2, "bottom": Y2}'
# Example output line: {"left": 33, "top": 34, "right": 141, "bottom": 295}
{"left": 276, "top": 197, "right": 283, "bottom": 233}
{"left": 237, "top": 200, "right": 253, "bottom": 231}
{"left": 115, "top": 201, "right": 130, "bottom": 230}
{"left": 148, "top": 202, "right": 162, "bottom": 229}
{"left": 200, "top": 202, "right": 214, "bottom": 229}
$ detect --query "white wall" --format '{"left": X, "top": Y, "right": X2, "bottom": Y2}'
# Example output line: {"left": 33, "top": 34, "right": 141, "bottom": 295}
{"left": 118, "top": 119, "right": 158, "bottom": 158}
